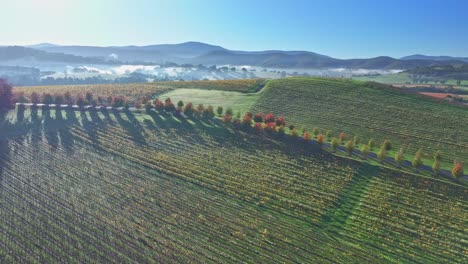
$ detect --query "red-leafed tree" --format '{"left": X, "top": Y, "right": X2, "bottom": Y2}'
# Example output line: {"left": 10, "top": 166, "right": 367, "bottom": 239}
{"left": 276, "top": 115, "right": 286, "bottom": 127}
{"left": 164, "top": 98, "right": 175, "bottom": 112}
{"left": 184, "top": 102, "right": 194, "bottom": 116}
{"left": 253, "top": 113, "right": 263, "bottom": 123}
{"left": 242, "top": 114, "right": 252, "bottom": 126}
{"left": 0, "top": 79, "right": 14, "bottom": 112}
{"left": 316, "top": 134, "right": 324, "bottom": 145}
{"left": 254, "top": 122, "right": 263, "bottom": 133}
{"left": 154, "top": 99, "right": 164, "bottom": 111}
{"left": 452, "top": 162, "right": 464, "bottom": 178}
{"left": 303, "top": 131, "right": 312, "bottom": 142}
{"left": 339, "top": 132, "right": 346, "bottom": 142}
{"left": 264, "top": 113, "right": 275, "bottom": 123}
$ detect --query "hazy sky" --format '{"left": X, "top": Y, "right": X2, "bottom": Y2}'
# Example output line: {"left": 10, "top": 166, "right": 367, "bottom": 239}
{"left": 1, "top": 0, "right": 467, "bottom": 58}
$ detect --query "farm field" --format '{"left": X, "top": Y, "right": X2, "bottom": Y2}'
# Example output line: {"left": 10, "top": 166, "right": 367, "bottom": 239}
{"left": 354, "top": 73, "right": 468, "bottom": 86}
{"left": 251, "top": 78, "right": 468, "bottom": 167}
{"left": 0, "top": 108, "right": 466, "bottom": 263}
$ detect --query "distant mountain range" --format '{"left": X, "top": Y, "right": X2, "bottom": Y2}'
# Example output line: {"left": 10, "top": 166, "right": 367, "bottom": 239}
{"left": 401, "top": 54, "right": 468, "bottom": 63}
{"left": 0, "top": 41, "right": 465, "bottom": 69}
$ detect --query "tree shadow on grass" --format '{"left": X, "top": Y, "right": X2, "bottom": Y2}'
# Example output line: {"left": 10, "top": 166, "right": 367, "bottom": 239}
{"left": 43, "top": 109, "right": 59, "bottom": 150}
{"left": 80, "top": 111, "right": 102, "bottom": 149}
{"left": 112, "top": 110, "right": 146, "bottom": 145}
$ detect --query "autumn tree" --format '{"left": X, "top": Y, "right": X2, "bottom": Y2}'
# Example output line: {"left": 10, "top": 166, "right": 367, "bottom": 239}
{"left": 54, "top": 94, "right": 64, "bottom": 109}
{"left": 312, "top": 127, "right": 319, "bottom": 136}
{"left": 264, "top": 113, "right": 275, "bottom": 123}
{"left": 177, "top": 100, "right": 184, "bottom": 108}
{"left": 203, "top": 105, "right": 215, "bottom": 119}
{"left": 383, "top": 139, "right": 392, "bottom": 151}
{"left": 225, "top": 107, "right": 233, "bottom": 116}
{"left": 184, "top": 102, "right": 194, "bottom": 116}
{"left": 289, "top": 128, "right": 298, "bottom": 139}
{"left": 368, "top": 138, "right": 375, "bottom": 150}
{"left": 326, "top": 130, "right": 332, "bottom": 140}
{"left": 31, "top": 92, "right": 40, "bottom": 105}
{"left": 412, "top": 147, "right": 424, "bottom": 169}
{"left": 360, "top": 144, "right": 369, "bottom": 160}
{"left": 353, "top": 136, "right": 360, "bottom": 146}
{"left": 164, "top": 98, "right": 176, "bottom": 112}
{"left": 303, "top": 131, "right": 311, "bottom": 143}
{"left": 377, "top": 145, "right": 387, "bottom": 163}
{"left": 154, "top": 99, "right": 164, "bottom": 112}
{"left": 276, "top": 116, "right": 286, "bottom": 127}
{"left": 316, "top": 134, "right": 324, "bottom": 146}
{"left": 253, "top": 113, "right": 263, "bottom": 123}
{"left": 345, "top": 140, "right": 355, "bottom": 156}
{"left": 330, "top": 137, "right": 339, "bottom": 152}
{"left": 432, "top": 151, "right": 442, "bottom": 174}
{"left": 85, "top": 91, "right": 93, "bottom": 105}
{"left": 0, "top": 79, "right": 14, "bottom": 112}
{"left": 339, "top": 132, "right": 346, "bottom": 143}
{"left": 451, "top": 162, "right": 464, "bottom": 178}
{"left": 394, "top": 147, "right": 405, "bottom": 166}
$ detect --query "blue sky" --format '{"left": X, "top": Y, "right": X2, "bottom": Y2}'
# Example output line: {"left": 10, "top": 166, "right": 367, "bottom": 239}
{"left": 1, "top": 0, "right": 467, "bottom": 58}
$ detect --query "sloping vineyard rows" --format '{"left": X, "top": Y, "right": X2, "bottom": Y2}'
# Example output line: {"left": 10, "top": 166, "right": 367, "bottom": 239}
{"left": 251, "top": 78, "right": 468, "bottom": 164}
{"left": 0, "top": 110, "right": 466, "bottom": 263}
{"left": 1, "top": 131, "right": 375, "bottom": 263}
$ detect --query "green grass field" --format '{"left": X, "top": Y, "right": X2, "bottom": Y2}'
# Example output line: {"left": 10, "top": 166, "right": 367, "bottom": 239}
{"left": 251, "top": 78, "right": 468, "bottom": 167}
{"left": 0, "top": 108, "right": 466, "bottom": 263}
{"left": 160, "top": 88, "right": 261, "bottom": 114}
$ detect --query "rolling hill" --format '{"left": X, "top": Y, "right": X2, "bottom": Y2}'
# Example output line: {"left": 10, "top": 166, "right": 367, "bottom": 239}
{"left": 28, "top": 42, "right": 467, "bottom": 69}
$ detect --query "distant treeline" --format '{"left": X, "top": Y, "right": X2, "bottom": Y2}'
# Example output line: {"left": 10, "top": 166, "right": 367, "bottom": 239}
{"left": 406, "top": 65, "right": 468, "bottom": 80}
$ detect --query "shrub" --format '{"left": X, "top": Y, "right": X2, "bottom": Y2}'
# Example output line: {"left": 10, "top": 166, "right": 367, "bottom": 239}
{"left": 451, "top": 162, "right": 464, "bottom": 178}
{"left": 339, "top": 132, "right": 346, "bottom": 142}
{"left": 184, "top": 102, "right": 194, "bottom": 116}
{"left": 288, "top": 125, "right": 295, "bottom": 131}
{"left": 394, "top": 147, "right": 405, "bottom": 166}
{"left": 303, "top": 131, "right": 311, "bottom": 142}
{"left": 433, "top": 150, "right": 442, "bottom": 162}
{"left": 253, "top": 113, "right": 263, "bottom": 123}
{"left": 377, "top": 146, "right": 387, "bottom": 163}
{"left": 368, "top": 138, "right": 375, "bottom": 150}
{"left": 316, "top": 134, "right": 324, "bottom": 145}
{"left": 326, "top": 130, "right": 332, "bottom": 140}
{"left": 412, "top": 147, "right": 424, "bottom": 169}
{"left": 330, "top": 137, "right": 339, "bottom": 152}
{"left": 0, "top": 79, "right": 14, "bottom": 112}
{"left": 360, "top": 144, "right": 369, "bottom": 159}
{"left": 264, "top": 113, "right": 275, "bottom": 123}
{"left": 216, "top": 106, "right": 223, "bottom": 116}
{"left": 276, "top": 116, "right": 286, "bottom": 127}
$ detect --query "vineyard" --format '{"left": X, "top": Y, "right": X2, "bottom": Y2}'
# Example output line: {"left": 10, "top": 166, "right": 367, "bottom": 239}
{"left": 0, "top": 107, "right": 466, "bottom": 263}
{"left": 251, "top": 78, "right": 468, "bottom": 168}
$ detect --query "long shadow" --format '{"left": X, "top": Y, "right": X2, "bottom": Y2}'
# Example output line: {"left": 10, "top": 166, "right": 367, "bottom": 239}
{"left": 0, "top": 113, "right": 10, "bottom": 188}
{"left": 43, "top": 109, "right": 59, "bottom": 150}
{"left": 80, "top": 111, "right": 102, "bottom": 149}
{"left": 112, "top": 110, "right": 146, "bottom": 145}
{"left": 30, "top": 107, "right": 42, "bottom": 149}
{"left": 54, "top": 108, "right": 75, "bottom": 154}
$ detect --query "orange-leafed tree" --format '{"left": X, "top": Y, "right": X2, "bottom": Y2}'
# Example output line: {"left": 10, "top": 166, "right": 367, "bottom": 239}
{"left": 339, "top": 132, "right": 346, "bottom": 142}
{"left": 303, "top": 131, "right": 311, "bottom": 142}
{"left": 452, "top": 162, "right": 464, "bottom": 178}
{"left": 317, "top": 134, "right": 324, "bottom": 145}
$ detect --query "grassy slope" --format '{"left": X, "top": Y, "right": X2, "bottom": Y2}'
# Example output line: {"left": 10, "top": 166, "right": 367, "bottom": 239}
{"left": 354, "top": 73, "right": 468, "bottom": 86}
{"left": 251, "top": 78, "right": 468, "bottom": 167}
{"left": 0, "top": 109, "right": 466, "bottom": 263}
